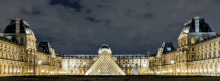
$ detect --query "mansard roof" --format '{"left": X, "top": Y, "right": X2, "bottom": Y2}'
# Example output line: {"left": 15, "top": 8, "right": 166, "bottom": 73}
{"left": 38, "top": 42, "right": 53, "bottom": 53}
{"left": 3, "top": 18, "right": 33, "bottom": 34}
{"left": 182, "top": 16, "right": 213, "bottom": 33}
{"left": 160, "top": 42, "right": 175, "bottom": 53}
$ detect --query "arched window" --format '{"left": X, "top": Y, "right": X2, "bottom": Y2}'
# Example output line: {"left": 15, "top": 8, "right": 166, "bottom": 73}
{"left": 71, "top": 63, "right": 74, "bottom": 68}
{"left": 127, "top": 64, "right": 130, "bottom": 67}
{"left": 123, "top": 64, "right": 125, "bottom": 67}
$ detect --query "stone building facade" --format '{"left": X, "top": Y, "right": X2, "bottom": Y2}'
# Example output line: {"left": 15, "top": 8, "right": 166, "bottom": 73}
{"left": 1, "top": 16, "right": 220, "bottom": 76}
{"left": 61, "top": 45, "right": 149, "bottom": 75}
{"left": 148, "top": 16, "right": 220, "bottom": 76}
{"left": 61, "top": 16, "right": 220, "bottom": 76}
{"left": 0, "top": 18, "right": 62, "bottom": 76}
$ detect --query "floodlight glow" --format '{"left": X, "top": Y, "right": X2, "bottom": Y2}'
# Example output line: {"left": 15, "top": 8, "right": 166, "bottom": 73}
{"left": 38, "top": 60, "right": 42, "bottom": 64}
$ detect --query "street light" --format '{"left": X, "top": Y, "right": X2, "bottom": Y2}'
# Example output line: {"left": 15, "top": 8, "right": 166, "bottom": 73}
{"left": 38, "top": 60, "right": 42, "bottom": 64}
{"left": 170, "top": 60, "right": 175, "bottom": 64}
{"left": 38, "top": 60, "right": 42, "bottom": 75}
{"left": 177, "top": 69, "right": 180, "bottom": 72}
{"left": 83, "top": 62, "right": 86, "bottom": 74}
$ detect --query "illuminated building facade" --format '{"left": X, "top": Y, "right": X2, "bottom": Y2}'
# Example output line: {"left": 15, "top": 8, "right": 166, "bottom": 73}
{"left": 61, "top": 44, "right": 149, "bottom": 75}
{"left": 148, "top": 16, "right": 220, "bottom": 76}
{"left": 1, "top": 16, "right": 220, "bottom": 76}
{"left": 0, "top": 18, "right": 62, "bottom": 76}
{"left": 61, "top": 16, "right": 220, "bottom": 76}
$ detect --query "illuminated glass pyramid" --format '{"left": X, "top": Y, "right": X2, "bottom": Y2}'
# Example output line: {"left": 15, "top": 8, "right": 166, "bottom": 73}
{"left": 85, "top": 44, "right": 126, "bottom": 75}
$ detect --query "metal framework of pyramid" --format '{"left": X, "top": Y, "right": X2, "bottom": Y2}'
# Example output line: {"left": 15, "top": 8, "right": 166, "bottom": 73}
{"left": 85, "top": 51, "right": 126, "bottom": 75}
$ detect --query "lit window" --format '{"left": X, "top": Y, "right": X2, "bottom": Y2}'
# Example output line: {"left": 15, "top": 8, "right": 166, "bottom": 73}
{"left": 143, "top": 64, "right": 146, "bottom": 67}
{"left": 167, "top": 47, "right": 171, "bottom": 51}
{"left": 123, "top": 64, "right": 125, "bottom": 67}
{"left": 170, "top": 60, "right": 174, "bottom": 64}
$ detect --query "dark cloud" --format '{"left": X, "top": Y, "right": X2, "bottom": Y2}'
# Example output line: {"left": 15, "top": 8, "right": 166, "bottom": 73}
{"left": 0, "top": 0, "right": 220, "bottom": 55}
{"left": 86, "top": 9, "right": 91, "bottom": 14}
{"left": 124, "top": 10, "right": 132, "bottom": 17}
{"left": 20, "top": 7, "right": 43, "bottom": 16}
{"left": 143, "top": 13, "right": 154, "bottom": 20}
{"left": 86, "top": 17, "right": 101, "bottom": 22}
{"left": 50, "top": 0, "right": 82, "bottom": 12}
{"left": 97, "top": 5, "right": 108, "bottom": 8}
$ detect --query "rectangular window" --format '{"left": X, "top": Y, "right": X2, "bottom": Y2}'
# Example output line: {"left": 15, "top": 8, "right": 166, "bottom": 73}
{"left": 123, "top": 64, "right": 125, "bottom": 67}
{"left": 192, "top": 48, "right": 194, "bottom": 51}
{"left": 192, "top": 55, "right": 194, "bottom": 61}
{"left": 214, "top": 52, "right": 216, "bottom": 57}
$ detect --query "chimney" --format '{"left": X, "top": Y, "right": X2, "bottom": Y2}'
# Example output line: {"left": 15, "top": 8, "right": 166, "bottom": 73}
{"left": 15, "top": 18, "right": 21, "bottom": 35}
{"left": 194, "top": 16, "right": 200, "bottom": 33}
{"left": 59, "top": 51, "right": 62, "bottom": 56}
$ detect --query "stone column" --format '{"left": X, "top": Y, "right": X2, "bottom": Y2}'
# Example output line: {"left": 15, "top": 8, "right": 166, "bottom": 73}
{"left": 216, "top": 63, "right": 218, "bottom": 75}
{"left": 0, "top": 64, "right": 1, "bottom": 75}
{"left": 212, "top": 63, "right": 215, "bottom": 75}
{"left": 208, "top": 64, "right": 210, "bottom": 75}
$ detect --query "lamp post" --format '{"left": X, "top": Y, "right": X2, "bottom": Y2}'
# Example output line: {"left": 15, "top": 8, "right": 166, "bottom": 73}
{"left": 33, "top": 53, "right": 35, "bottom": 76}
{"left": 83, "top": 62, "right": 86, "bottom": 75}
{"left": 170, "top": 60, "right": 175, "bottom": 75}
{"left": 139, "top": 54, "right": 141, "bottom": 75}
{"left": 177, "top": 49, "right": 182, "bottom": 75}
{"left": 67, "top": 56, "right": 69, "bottom": 75}
{"left": 38, "top": 60, "right": 42, "bottom": 75}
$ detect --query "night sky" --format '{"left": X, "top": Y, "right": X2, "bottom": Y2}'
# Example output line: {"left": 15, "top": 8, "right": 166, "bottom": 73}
{"left": 0, "top": 0, "right": 220, "bottom": 55}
